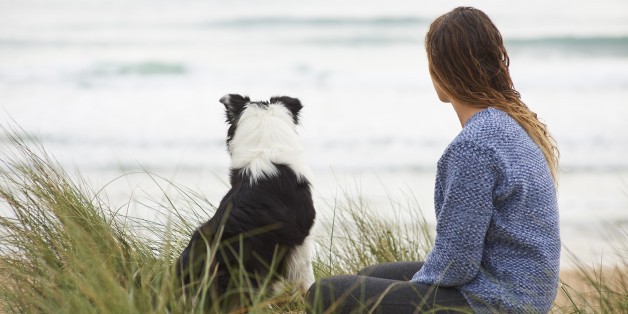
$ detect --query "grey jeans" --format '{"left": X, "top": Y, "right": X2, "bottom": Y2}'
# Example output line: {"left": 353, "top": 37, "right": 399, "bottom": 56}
{"left": 306, "top": 262, "right": 471, "bottom": 313}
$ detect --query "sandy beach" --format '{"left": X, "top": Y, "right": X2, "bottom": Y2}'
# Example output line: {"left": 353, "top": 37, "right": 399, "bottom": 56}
{"left": 555, "top": 267, "right": 628, "bottom": 309}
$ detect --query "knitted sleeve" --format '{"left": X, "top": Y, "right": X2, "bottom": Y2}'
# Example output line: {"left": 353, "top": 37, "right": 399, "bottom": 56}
{"left": 411, "top": 141, "right": 498, "bottom": 287}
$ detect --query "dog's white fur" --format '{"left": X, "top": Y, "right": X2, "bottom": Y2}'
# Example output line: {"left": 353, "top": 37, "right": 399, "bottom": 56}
{"left": 281, "top": 235, "right": 316, "bottom": 294}
{"left": 228, "top": 102, "right": 313, "bottom": 184}
{"left": 227, "top": 98, "right": 315, "bottom": 293}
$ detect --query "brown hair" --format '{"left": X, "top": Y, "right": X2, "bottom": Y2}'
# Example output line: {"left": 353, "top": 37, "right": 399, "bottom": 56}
{"left": 426, "top": 7, "right": 559, "bottom": 183}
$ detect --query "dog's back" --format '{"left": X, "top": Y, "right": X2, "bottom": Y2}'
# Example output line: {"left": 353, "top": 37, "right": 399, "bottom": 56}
{"left": 177, "top": 95, "right": 316, "bottom": 308}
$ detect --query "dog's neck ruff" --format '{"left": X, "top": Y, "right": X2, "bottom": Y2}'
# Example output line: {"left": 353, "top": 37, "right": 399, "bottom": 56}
{"left": 229, "top": 104, "right": 311, "bottom": 184}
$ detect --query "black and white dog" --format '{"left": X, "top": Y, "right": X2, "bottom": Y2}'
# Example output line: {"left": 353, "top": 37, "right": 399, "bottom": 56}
{"left": 177, "top": 94, "right": 316, "bottom": 304}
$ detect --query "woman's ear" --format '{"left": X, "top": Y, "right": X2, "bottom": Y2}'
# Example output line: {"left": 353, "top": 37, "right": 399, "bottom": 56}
{"left": 430, "top": 77, "right": 451, "bottom": 103}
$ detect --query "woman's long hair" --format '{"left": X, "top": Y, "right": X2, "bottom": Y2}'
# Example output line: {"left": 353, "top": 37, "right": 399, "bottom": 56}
{"left": 426, "top": 7, "right": 559, "bottom": 183}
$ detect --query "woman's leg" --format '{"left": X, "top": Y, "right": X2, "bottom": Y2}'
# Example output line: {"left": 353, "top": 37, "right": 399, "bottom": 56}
{"left": 356, "top": 261, "right": 424, "bottom": 281}
{"left": 306, "top": 274, "right": 470, "bottom": 314}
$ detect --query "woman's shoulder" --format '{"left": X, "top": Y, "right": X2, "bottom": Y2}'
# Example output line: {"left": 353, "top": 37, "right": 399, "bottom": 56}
{"left": 443, "top": 107, "right": 553, "bottom": 186}
{"left": 441, "top": 107, "right": 539, "bottom": 170}
{"left": 452, "top": 107, "right": 531, "bottom": 152}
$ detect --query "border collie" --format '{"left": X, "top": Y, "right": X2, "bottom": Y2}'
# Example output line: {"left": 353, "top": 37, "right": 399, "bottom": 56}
{"left": 177, "top": 94, "right": 316, "bottom": 305}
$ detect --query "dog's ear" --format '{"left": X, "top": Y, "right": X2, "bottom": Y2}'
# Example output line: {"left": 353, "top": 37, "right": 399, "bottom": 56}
{"left": 270, "top": 96, "right": 302, "bottom": 124}
{"left": 220, "top": 94, "right": 250, "bottom": 124}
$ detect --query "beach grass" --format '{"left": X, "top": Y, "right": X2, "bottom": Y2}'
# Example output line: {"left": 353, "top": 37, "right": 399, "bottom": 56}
{"left": 0, "top": 132, "right": 626, "bottom": 313}
{"left": 553, "top": 246, "right": 628, "bottom": 313}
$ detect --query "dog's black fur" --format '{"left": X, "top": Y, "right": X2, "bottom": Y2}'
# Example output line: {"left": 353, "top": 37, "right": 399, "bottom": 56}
{"left": 176, "top": 94, "right": 315, "bottom": 307}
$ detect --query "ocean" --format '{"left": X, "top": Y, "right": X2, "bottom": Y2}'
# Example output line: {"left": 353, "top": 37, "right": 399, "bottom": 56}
{"left": 1, "top": 0, "right": 627, "bottom": 268}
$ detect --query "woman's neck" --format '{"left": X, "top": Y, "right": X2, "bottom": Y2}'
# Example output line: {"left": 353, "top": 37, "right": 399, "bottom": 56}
{"left": 451, "top": 99, "right": 484, "bottom": 127}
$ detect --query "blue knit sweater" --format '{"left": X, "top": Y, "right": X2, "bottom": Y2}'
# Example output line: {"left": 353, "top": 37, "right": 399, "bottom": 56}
{"left": 411, "top": 107, "right": 560, "bottom": 313}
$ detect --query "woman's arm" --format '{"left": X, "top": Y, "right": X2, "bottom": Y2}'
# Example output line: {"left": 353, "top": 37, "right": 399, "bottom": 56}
{"left": 412, "top": 142, "right": 498, "bottom": 287}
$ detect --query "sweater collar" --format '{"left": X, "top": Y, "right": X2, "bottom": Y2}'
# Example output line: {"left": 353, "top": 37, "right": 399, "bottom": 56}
{"left": 463, "top": 107, "right": 501, "bottom": 128}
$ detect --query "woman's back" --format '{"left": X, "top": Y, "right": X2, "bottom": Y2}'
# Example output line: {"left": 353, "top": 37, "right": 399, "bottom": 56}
{"left": 413, "top": 107, "right": 560, "bottom": 312}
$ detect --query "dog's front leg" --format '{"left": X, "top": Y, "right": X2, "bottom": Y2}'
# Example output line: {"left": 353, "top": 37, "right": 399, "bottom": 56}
{"left": 283, "top": 235, "right": 316, "bottom": 295}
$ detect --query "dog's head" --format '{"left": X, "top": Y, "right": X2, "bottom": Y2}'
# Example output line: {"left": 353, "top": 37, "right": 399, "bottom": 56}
{"left": 219, "top": 93, "right": 303, "bottom": 148}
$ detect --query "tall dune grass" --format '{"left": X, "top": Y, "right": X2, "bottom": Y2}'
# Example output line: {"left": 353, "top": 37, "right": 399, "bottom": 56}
{"left": 0, "top": 130, "right": 626, "bottom": 313}
{"left": 312, "top": 185, "right": 433, "bottom": 277}
{"left": 0, "top": 130, "right": 304, "bottom": 313}
{"left": 0, "top": 131, "right": 180, "bottom": 313}
{"left": 553, "top": 240, "right": 628, "bottom": 312}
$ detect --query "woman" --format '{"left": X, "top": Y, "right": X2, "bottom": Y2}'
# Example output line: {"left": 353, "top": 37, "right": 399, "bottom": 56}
{"left": 306, "top": 7, "right": 560, "bottom": 313}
